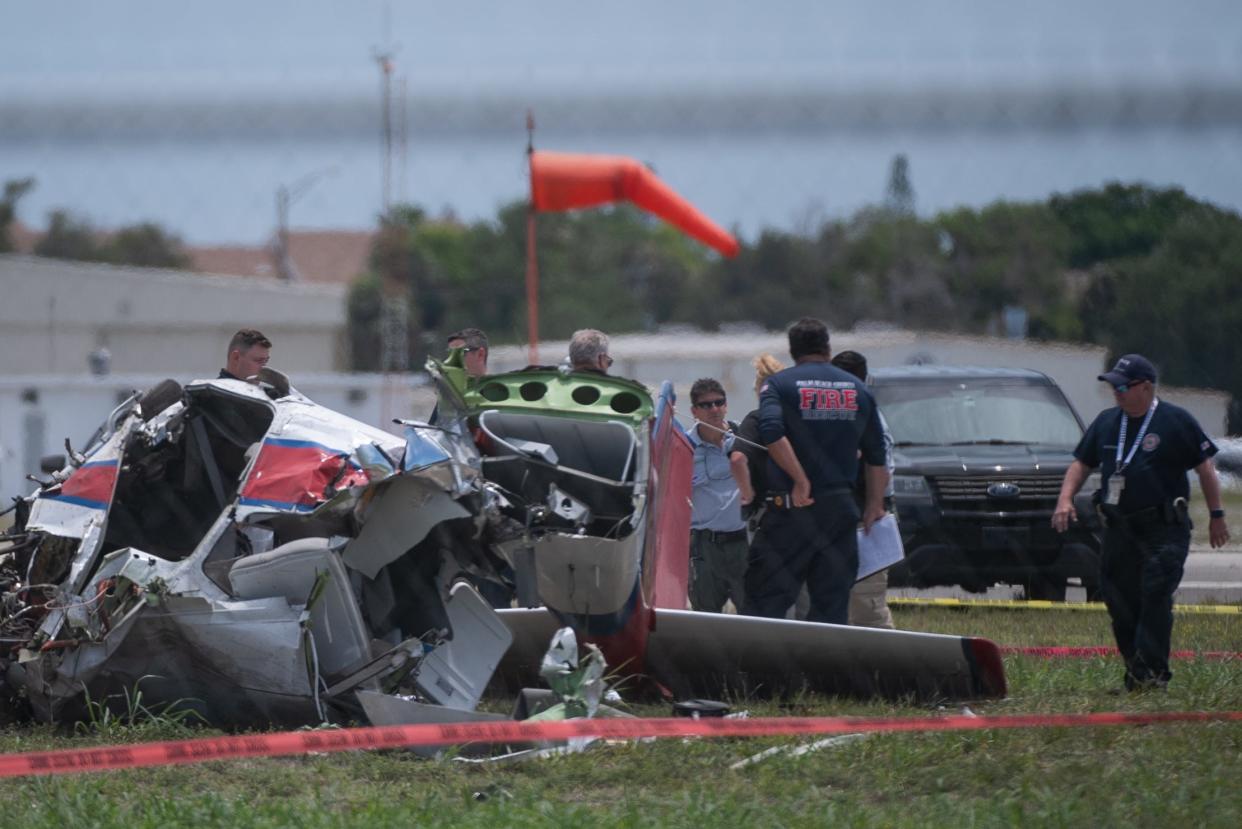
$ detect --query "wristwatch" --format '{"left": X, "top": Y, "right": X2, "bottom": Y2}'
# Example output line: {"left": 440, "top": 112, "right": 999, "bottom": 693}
{"left": 1210, "top": 508, "right": 1226, "bottom": 519}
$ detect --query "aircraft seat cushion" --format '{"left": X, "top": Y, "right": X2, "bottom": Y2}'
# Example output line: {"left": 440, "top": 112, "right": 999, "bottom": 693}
{"left": 479, "top": 411, "right": 635, "bottom": 481}
{"left": 228, "top": 537, "right": 369, "bottom": 677}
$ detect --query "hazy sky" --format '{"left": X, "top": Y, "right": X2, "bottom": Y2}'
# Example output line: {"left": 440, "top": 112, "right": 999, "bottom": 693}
{"left": 4, "top": 2, "right": 1239, "bottom": 243}
{"left": 4, "top": 1, "right": 1239, "bottom": 101}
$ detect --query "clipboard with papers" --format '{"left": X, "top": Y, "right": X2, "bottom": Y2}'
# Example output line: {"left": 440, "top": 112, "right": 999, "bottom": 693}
{"left": 855, "top": 513, "right": 905, "bottom": 582}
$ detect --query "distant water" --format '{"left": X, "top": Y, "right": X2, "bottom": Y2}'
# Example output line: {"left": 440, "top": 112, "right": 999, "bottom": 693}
{"left": 6, "top": 1, "right": 1241, "bottom": 244}
{"left": 6, "top": 124, "right": 1240, "bottom": 245}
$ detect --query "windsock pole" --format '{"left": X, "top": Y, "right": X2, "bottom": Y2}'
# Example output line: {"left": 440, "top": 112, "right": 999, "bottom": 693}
{"left": 525, "top": 111, "right": 540, "bottom": 366}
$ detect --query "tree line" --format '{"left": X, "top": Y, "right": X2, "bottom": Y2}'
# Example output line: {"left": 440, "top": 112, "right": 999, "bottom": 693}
{"left": 0, "top": 179, "right": 189, "bottom": 268}
{"left": 348, "top": 183, "right": 1242, "bottom": 432}
{"left": 3, "top": 174, "right": 1238, "bottom": 431}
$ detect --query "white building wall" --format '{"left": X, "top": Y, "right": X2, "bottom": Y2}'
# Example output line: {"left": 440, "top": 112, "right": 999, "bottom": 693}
{"left": 0, "top": 255, "right": 347, "bottom": 377}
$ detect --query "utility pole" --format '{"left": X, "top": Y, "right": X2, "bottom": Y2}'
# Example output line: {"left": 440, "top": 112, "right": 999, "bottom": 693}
{"left": 375, "top": 51, "right": 394, "bottom": 214}
{"left": 273, "top": 167, "right": 336, "bottom": 282}
{"left": 397, "top": 75, "right": 408, "bottom": 205}
{"left": 526, "top": 110, "right": 539, "bottom": 366}
{"left": 373, "top": 0, "right": 398, "bottom": 214}
{"left": 374, "top": 51, "right": 406, "bottom": 374}
{"left": 373, "top": 2, "right": 408, "bottom": 431}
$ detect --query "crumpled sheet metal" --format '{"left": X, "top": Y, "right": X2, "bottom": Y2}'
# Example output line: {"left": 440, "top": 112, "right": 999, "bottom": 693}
{"left": 25, "top": 594, "right": 314, "bottom": 725}
{"left": 342, "top": 475, "right": 471, "bottom": 580}
{"left": 537, "top": 627, "right": 607, "bottom": 720}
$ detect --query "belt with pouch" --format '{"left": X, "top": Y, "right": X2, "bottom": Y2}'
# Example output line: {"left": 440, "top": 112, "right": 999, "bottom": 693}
{"left": 1100, "top": 497, "right": 1189, "bottom": 529}
{"left": 765, "top": 486, "right": 852, "bottom": 510}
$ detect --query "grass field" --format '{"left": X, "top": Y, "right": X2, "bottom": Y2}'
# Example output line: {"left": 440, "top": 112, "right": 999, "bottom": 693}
{"left": 1, "top": 605, "right": 1239, "bottom": 828}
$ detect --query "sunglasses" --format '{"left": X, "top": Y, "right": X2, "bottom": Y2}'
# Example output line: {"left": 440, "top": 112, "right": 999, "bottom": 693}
{"left": 601, "top": 354, "right": 614, "bottom": 368}
{"left": 1113, "top": 380, "right": 1147, "bottom": 394}
{"left": 694, "top": 398, "right": 727, "bottom": 410}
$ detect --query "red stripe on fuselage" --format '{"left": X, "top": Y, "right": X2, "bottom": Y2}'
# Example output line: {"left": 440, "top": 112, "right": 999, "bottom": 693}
{"left": 59, "top": 462, "right": 119, "bottom": 506}
{"left": 240, "top": 443, "right": 367, "bottom": 509}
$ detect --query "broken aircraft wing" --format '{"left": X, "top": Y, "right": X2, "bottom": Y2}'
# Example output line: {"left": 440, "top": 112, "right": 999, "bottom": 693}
{"left": 493, "top": 607, "right": 1006, "bottom": 702}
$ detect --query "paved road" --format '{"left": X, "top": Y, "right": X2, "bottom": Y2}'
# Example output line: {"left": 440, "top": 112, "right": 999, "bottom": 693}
{"left": 890, "top": 552, "right": 1242, "bottom": 604}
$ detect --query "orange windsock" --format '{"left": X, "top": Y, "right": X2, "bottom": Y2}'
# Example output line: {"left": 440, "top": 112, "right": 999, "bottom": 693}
{"left": 530, "top": 151, "right": 739, "bottom": 257}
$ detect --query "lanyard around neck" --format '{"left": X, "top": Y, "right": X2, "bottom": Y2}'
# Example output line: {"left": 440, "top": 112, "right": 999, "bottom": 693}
{"left": 1116, "top": 399, "right": 1158, "bottom": 473}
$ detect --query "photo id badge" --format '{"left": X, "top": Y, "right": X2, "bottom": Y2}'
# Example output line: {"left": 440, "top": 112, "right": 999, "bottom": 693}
{"left": 1105, "top": 474, "right": 1125, "bottom": 506}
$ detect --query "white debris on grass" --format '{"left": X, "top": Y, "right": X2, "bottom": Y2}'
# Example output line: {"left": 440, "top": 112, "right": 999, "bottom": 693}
{"left": 729, "top": 733, "right": 871, "bottom": 770}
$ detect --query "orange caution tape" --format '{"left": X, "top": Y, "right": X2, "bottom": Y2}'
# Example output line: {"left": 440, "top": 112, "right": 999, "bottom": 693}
{"left": 2, "top": 711, "right": 1241, "bottom": 778}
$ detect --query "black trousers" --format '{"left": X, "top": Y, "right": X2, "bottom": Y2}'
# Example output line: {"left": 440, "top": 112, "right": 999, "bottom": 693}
{"left": 1099, "top": 519, "right": 1190, "bottom": 687}
{"left": 741, "top": 492, "right": 859, "bottom": 625}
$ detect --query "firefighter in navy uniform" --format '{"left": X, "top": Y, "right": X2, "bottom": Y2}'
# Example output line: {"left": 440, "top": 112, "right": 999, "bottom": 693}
{"left": 1053, "top": 354, "right": 1231, "bottom": 691}
{"left": 741, "top": 318, "right": 888, "bottom": 625}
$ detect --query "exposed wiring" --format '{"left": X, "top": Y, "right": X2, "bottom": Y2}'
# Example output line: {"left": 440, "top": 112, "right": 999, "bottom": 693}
{"left": 304, "top": 626, "right": 326, "bottom": 723}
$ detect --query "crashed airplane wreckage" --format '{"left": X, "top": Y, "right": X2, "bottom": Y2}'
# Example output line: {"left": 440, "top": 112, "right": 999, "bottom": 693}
{"left": 0, "top": 360, "right": 1004, "bottom": 730}
{"left": 0, "top": 370, "right": 517, "bottom": 727}
{"left": 435, "top": 356, "right": 1007, "bottom": 703}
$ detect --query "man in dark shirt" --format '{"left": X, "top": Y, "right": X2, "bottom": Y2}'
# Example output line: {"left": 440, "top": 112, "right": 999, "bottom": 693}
{"left": 740, "top": 318, "right": 888, "bottom": 624}
{"left": 568, "top": 329, "right": 613, "bottom": 374}
{"left": 446, "top": 327, "right": 490, "bottom": 378}
{"left": 1053, "top": 353, "right": 1230, "bottom": 690}
{"left": 218, "top": 329, "right": 272, "bottom": 383}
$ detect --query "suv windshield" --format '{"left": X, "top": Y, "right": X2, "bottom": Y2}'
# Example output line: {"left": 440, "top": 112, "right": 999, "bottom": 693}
{"left": 872, "top": 380, "right": 1083, "bottom": 448}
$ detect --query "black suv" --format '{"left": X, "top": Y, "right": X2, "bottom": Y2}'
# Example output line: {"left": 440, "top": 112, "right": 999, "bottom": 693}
{"left": 869, "top": 366, "right": 1101, "bottom": 600}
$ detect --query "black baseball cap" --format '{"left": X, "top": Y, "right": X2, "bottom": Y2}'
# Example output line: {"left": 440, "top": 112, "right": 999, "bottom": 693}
{"left": 1098, "top": 354, "right": 1157, "bottom": 386}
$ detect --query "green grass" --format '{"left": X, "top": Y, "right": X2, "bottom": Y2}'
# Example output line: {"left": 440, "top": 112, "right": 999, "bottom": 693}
{"left": 2, "top": 607, "right": 1240, "bottom": 827}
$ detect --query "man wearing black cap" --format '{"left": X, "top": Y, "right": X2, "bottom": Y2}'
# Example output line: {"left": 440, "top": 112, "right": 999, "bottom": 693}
{"left": 1053, "top": 353, "right": 1230, "bottom": 691}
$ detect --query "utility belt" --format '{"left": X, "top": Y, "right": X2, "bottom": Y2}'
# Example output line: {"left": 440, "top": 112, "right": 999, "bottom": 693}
{"left": 690, "top": 527, "right": 749, "bottom": 543}
{"left": 763, "top": 486, "right": 852, "bottom": 511}
{"left": 1098, "top": 497, "right": 1189, "bottom": 530}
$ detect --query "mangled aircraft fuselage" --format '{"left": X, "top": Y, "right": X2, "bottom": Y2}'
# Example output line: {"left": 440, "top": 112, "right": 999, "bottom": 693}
{"left": 433, "top": 360, "right": 692, "bottom": 678}
{"left": 0, "top": 375, "right": 514, "bottom": 726}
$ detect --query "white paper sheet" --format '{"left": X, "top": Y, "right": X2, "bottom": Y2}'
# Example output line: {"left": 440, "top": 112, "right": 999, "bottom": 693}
{"left": 856, "top": 513, "right": 904, "bottom": 582}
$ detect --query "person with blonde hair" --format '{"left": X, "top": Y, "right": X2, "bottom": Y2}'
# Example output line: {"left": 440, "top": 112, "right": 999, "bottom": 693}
{"left": 752, "top": 353, "right": 785, "bottom": 391}
{"left": 732, "top": 354, "right": 785, "bottom": 531}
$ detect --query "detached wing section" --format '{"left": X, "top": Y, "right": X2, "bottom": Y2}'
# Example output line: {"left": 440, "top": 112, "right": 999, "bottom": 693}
{"left": 644, "top": 610, "right": 1006, "bottom": 702}
{"left": 494, "top": 608, "right": 1005, "bottom": 703}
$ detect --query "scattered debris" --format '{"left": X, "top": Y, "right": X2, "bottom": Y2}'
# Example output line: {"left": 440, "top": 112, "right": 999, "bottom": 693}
{"left": 672, "top": 699, "right": 731, "bottom": 718}
{"left": 729, "top": 734, "right": 871, "bottom": 770}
